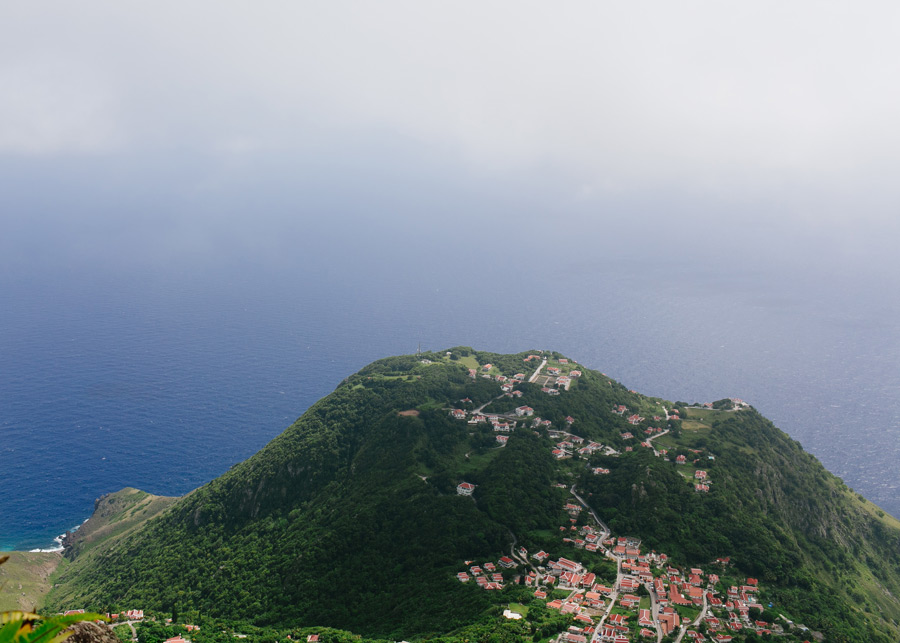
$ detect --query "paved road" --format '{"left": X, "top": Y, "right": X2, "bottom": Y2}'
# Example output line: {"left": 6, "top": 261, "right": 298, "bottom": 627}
{"left": 672, "top": 590, "right": 707, "bottom": 643}
{"left": 570, "top": 485, "right": 610, "bottom": 542}
{"left": 569, "top": 483, "right": 625, "bottom": 643}
{"left": 528, "top": 359, "right": 547, "bottom": 383}
{"left": 647, "top": 581, "right": 663, "bottom": 643}
{"left": 645, "top": 429, "right": 669, "bottom": 456}
{"left": 593, "top": 556, "right": 623, "bottom": 643}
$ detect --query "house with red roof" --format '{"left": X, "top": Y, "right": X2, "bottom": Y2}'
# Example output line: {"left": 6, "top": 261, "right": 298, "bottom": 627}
{"left": 456, "top": 482, "right": 475, "bottom": 496}
{"left": 659, "top": 612, "right": 681, "bottom": 635}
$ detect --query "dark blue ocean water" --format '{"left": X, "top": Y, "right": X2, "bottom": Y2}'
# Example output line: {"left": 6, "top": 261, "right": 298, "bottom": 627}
{"left": 2, "top": 215, "right": 899, "bottom": 550}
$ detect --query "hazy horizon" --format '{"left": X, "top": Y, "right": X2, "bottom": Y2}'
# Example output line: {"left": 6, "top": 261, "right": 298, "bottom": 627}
{"left": 2, "top": 2, "right": 899, "bottom": 542}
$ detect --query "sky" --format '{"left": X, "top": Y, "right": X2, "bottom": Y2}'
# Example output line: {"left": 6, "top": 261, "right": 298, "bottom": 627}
{"left": 2, "top": 3, "right": 900, "bottom": 526}
{"left": 4, "top": 3, "right": 900, "bottom": 236}
{"left": 3, "top": 2, "right": 899, "bottom": 342}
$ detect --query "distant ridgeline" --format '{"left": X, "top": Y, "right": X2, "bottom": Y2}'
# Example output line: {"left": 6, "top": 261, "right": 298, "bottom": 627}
{"left": 46, "top": 348, "right": 900, "bottom": 642}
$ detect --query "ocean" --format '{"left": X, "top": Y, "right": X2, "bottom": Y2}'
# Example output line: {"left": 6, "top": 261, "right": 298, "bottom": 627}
{"left": 2, "top": 225, "right": 899, "bottom": 550}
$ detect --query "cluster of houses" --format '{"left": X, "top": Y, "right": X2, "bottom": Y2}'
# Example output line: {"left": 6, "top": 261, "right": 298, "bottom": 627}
{"left": 548, "top": 429, "right": 608, "bottom": 461}
{"left": 456, "top": 557, "right": 519, "bottom": 591}
{"left": 695, "top": 398, "right": 750, "bottom": 412}
{"left": 675, "top": 454, "right": 713, "bottom": 492}
{"left": 448, "top": 359, "right": 784, "bottom": 639}
{"left": 62, "top": 608, "right": 147, "bottom": 621}
{"left": 527, "top": 532, "right": 784, "bottom": 642}
{"left": 453, "top": 496, "right": 787, "bottom": 642}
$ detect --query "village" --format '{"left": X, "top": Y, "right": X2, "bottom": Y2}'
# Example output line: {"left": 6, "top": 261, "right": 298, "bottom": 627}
{"left": 448, "top": 353, "right": 812, "bottom": 643}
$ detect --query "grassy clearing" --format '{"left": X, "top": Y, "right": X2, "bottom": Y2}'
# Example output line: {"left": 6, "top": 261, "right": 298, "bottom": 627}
{"left": 457, "top": 447, "right": 503, "bottom": 475}
{"left": 454, "top": 355, "right": 481, "bottom": 371}
{"left": 653, "top": 435, "right": 678, "bottom": 450}
{"left": 676, "top": 464, "right": 698, "bottom": 479}
{"left": 673, "top": 603, "right": 700, "bottom": 622}
{"left": 0, "top": 551, "right": 62, "bottom": 611}
{"left": 683, "top": 407, "right": 727, "bottom": 422}
{"left": 507, "top": 602, "right": 529, "bottom": 617}
{"left": 680, "top": 419, "right": 710, "bottom": 432}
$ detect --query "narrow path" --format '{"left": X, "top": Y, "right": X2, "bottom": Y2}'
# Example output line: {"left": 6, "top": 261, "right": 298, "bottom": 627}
{"left": 116, "top": 620, "right": 139, "bottom": 641}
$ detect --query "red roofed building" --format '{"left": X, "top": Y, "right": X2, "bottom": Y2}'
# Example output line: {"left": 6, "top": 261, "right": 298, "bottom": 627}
{"left": 659, "top": 612, "right": 681, "bottom": 635}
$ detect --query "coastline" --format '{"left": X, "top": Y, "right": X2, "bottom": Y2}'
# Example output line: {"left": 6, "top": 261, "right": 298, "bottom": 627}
{"left": 0, "top": 518, "right": 88, "bottom": 554}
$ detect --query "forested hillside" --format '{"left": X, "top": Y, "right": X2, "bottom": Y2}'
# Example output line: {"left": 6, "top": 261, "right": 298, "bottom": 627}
{"left": 45, "top": 348, "right": 900, "bottom": 642}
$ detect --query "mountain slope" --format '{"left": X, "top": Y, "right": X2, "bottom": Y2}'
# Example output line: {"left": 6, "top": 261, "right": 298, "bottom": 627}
{"left": 46, "top": 348, "right": 900, "bottom": 641}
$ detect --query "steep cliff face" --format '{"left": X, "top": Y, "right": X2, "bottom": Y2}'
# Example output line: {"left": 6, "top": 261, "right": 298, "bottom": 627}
{"left": 45, "top": 349, "right": 900, "bottom": 641}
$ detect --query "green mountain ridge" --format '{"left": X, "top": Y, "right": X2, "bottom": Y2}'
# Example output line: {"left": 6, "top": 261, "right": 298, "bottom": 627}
{"left": 45, "top": 348, "right": 900, "bottom": 642}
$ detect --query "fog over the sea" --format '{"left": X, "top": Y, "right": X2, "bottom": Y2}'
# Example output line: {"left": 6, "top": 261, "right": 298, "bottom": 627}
{"left": 2, "top": 2, "right": 900, "bottom": 535}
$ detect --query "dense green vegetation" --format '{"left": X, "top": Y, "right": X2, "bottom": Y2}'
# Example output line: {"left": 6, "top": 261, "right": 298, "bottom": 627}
{"left": 45, "top": 348, "right": 900, "bottom": 642}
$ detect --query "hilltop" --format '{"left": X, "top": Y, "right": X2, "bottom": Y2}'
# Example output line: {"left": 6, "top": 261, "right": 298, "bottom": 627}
{"left": 43, "top": 348, "right": 900, "bottom": 642}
